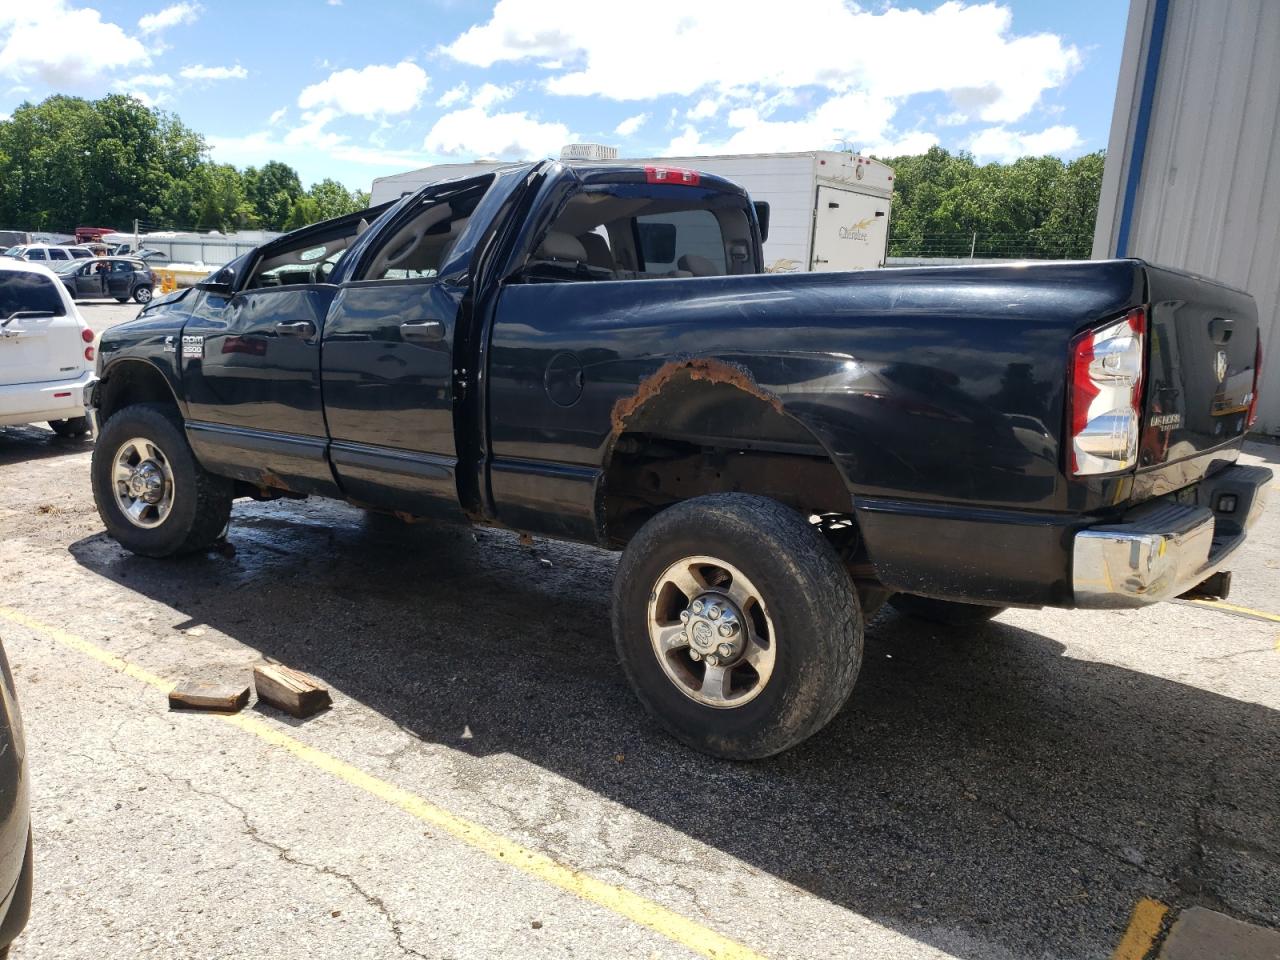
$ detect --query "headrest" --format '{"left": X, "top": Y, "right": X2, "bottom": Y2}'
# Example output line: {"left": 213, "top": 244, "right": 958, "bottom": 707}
{"left": 577, "top": 232, "right": 613, "bottom": 267}
{"left": 536, "top": 231, "right": 587, "bottom": 263}
{"left": 677, "top": 253, "right": 721, "bottom": 276}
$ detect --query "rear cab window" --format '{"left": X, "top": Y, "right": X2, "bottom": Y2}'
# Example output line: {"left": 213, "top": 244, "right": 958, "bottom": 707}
{"left": 522, "top": 175, "right": 756, "bottom": 283}
{"left": 0, "top": 271, "right": 68, "bottom": 318}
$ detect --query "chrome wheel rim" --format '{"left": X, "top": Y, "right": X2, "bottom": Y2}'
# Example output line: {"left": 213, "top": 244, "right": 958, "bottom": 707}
{"left": 646, "top": 555, "right": 776, "bottom": 709}
{"left": 135, "top": 286, "right": 152, "bottom": 302}
{"left": 111, "top": 437, "right": 175, "bottom": 529}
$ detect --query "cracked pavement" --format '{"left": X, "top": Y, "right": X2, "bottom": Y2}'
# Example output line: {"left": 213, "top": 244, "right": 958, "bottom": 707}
{"left": 0, "top": 302, "right": 1278, "bottom": 959}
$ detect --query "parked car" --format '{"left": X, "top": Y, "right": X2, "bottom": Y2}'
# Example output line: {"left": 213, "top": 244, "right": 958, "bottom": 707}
{"left": 87, "top": 161, "right": 1270, "bottom": 759}
{"left": 0, "top": 638, "right": 31, "bottom": 958}
{"left": 51, "top": 257, "right": 154, "bottom": 304}
{"left": 2, "top": 244, "right": 94, "bottom": 264}
{"left": 0, "top": 259, "right": 96, "bottom": 437}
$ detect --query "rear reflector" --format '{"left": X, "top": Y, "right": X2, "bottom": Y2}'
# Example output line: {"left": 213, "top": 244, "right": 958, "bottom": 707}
{"left": 53, "top": 392, "right": 71, "bottom": 399}
{"left": 1068, "top": 307, "right": 1146, "bottom": 475}
{"left": 85, "top": 346, "right": 95, "bottom": 362}
{"left": 645, "top": 166, "right": 700, "bottom": 186}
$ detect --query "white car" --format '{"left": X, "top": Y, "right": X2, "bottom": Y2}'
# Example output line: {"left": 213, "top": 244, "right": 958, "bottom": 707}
{"left": 0, "top": 260, "right": 96, "bottom": 438}
{"left": 2, "top": 244, "right": 95, "bottom": 264}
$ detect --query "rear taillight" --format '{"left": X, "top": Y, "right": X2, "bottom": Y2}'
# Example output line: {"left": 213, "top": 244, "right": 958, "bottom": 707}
{"left": 85, "top": 346, "right": 95, "bottom": 361}
{"left": 1068, "top": 307, "right": 1146, "bottom": 475}
{"left": 81, "top": 328, "right": 94, "bottom": 343}
{"left": 1246, "top": 332, "right": 1262, "bottom": 429}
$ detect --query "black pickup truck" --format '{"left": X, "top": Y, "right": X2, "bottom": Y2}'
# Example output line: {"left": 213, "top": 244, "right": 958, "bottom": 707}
{"left": 86, "top": 160, "right": 1270, "bottom": 758}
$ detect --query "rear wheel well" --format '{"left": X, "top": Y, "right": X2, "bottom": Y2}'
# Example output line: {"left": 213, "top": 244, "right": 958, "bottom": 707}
{"left": 602, "top": 376, "right": 850, "bottom": 532}
{"left": 98, "top": 359, "right": 181, "bottom": 425}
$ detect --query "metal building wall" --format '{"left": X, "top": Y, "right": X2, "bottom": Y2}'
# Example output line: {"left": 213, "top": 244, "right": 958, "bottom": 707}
{"left": 1094, "top": 0, "right": 1280, "bottom": 434}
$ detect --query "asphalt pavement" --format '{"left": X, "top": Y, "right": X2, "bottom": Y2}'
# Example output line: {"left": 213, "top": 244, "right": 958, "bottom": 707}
{"left": 0, "top": 300, "right": 1275, "bottom": 959}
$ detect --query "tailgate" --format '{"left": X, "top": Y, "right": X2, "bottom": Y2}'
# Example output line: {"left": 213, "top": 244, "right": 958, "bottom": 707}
{"left": 1138, "top": 264, "right": 1258, "bottom": 476}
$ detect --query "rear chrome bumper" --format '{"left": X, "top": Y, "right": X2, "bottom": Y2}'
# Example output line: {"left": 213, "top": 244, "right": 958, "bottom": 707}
{"left": 1073, "top": 464, "right": 1271, "bottom": 608}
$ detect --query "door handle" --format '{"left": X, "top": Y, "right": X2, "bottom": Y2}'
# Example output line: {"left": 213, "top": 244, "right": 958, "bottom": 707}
{"left": 275, "top": 320, "right": 316, "bottom": 338}
{"left": 1208, "top": 316, "right": 1234, "bottom": 344}
{"left": 400, "top": 319, "right": 444, "bottom": 343}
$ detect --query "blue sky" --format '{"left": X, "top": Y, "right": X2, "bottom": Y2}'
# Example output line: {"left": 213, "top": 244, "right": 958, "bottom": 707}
{"left": 0, "top": 0, "right": 1130, "bottom": 192}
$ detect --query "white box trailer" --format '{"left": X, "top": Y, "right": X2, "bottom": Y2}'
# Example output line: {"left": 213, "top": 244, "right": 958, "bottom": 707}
{"left": 370, "top": 149, "right": 895, "bottom": 273}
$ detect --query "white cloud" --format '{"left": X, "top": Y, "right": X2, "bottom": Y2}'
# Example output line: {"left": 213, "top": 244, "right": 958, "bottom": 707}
{"left": 470, "top": 82, "right": 513, "bottom": 110}
{"left": 138, "top": 3, "right": 200, "bottom": 34}
{"left": 969, "top": 124, "right": 1082, "bottom": 162}
{"left": 207, "top": 128, "right": 430, "bottom": 177}
{"left": 181, "top": 64, "right": 248, "bottom": 81}
{"left": 687, "top": 98, "right": 719, "bottom": 121}
{"left": 662, "top": 91, "right": 898, "bottom": 156}
{"left": 614, "top": 112, "right": 648, "bottom": 137}
{"left": 268, "top": 106, "right": 287, "bottom": 125}
{"left": 298, "top": 60, "right": 429, "bottom": 117}
{"left": 436, "top": 83, "right": 469, "bottom": 108}
{"left": 124, "top": 73, "right": 174, "bottom": 89}
{"left": 424, "top": 107, "right": 570, "bottom": 160}
{"left": 863, "top": 131, "right": 942, "bottom": 157}
{"left": 445, "top": 0, "right": 1080, "bottom": 153}
{"left": 0, "top": 2, "right": 149, "bottom": 87}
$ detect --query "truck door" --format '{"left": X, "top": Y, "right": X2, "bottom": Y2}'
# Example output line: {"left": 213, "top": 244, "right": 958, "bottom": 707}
{"left": 809, "top": 186, "right": 889, "bottom": 271}
{"left": 180, "top": 235, "right": 345, "bottom": 497}
{"left": 321, "top": 185, "right": 480, "bottom": 520}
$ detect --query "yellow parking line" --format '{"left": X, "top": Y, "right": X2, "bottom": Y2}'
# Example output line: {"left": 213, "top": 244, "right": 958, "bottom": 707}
{"left": 0, "top": 605, "right": 767, "bottom": 960}
{"left": 1111, "top": 897, "right": 1169, "bottom": 960}
{"left": 1181, "top": 598, "right": 1280, "bottom": 625}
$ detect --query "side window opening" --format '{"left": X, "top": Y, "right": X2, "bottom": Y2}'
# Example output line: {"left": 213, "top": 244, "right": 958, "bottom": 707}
{"left": 522, "top": 187, "right": 753, "bottom": 283}
{"left": 243, "top": 215, "right": 377, "bottom": 291}
{"left": 357, "top": 179, "right": 490, "bottom": 282}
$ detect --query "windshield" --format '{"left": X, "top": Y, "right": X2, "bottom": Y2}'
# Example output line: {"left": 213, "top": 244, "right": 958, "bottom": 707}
{"left": 2, "top": 247, "right": 23, "bottom": 257}
{"left": 50, "top": 259, "right": 84, "bottom": 275}
{"left": 0, "top": 271, "right": 67, "bottom": 319}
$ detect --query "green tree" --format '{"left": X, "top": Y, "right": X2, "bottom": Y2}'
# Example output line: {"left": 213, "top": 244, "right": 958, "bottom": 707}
{"left": 307, "top": 178, "right": 365, "bottom": 220}
{"left": 244, "top": 160, "right": 303, "bottom": 230}
{"left": 282, "top": 196, "right": 322, "bottom": 231}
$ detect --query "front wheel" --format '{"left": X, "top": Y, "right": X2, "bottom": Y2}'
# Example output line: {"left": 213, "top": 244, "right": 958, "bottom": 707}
{"left": 613, "top": 494, "right": 864, "bottom": 760}
{"left": 132, "top": 285, "right": 153, "bottom": 304}
{"left": 48, "top": 416, "right": 90, "bottom": 438}
{"left": 91, "top": 403, "right": 233, "bottom": 557}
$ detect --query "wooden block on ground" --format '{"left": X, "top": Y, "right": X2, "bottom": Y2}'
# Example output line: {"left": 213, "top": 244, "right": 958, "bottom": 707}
{"left": 253, "top": 664, "right": 331, "bottom": 719}
{"left": 168, "top": 680, "right": 250, "bottom": 712}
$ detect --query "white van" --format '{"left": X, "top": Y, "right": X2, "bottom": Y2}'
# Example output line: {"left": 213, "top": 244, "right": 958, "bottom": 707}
{"left": 0, "top": 260, "right": 96, "bottom": 437}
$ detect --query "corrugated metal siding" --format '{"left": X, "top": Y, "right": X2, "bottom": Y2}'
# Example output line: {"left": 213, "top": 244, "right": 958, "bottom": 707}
{"left": 1095, "top": 0, "right": 1280, "bottom": 434}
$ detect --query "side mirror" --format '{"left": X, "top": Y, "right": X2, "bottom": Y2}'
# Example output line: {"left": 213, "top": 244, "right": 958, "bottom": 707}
{"left": 753, "top": 201, "right": 770, "bottom": 243}
{"left": 197, "top": 267, "right": 236, "bottom": 297}
{"left": 195, "top": 280, "right": 232, "bottom": 296}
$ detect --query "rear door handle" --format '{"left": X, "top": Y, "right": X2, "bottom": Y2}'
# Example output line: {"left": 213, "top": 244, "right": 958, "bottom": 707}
{"left": 400, "top": 319, "right": 444, "bottom": 343}
{"left": 275, "top": 320, "right": 316, "bottom": 338}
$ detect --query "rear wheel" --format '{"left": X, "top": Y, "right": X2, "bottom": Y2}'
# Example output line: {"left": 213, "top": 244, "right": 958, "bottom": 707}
{"left": 91, "top": 403, "right": 232, "bottom": 557}
{"left": 48, "top": 416, "right": 90, "bottom": 438}
{"left": 888, "top": 593, "right": 1005, "bottom": 626}
{"left": 133, "top": 285, "right": 153, "bottom": 304}
{"left": 115, "top": 296, "right": 129, "bottom": 303}
{"left": 613, "top": 494, "right": 863, "bottom": 759}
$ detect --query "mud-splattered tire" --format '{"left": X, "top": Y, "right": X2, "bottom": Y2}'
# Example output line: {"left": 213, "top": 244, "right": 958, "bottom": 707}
{"left": 613, "top": 494, "right": 863, "bottom": 760}
{"left": 888, "top": 594, "right": 1005, "bottom": 626}
{"left": 91, "top": 402, "right": 232, "bottom": 557}
{"left": 48, "top": 416, "right": 90, "bottom": 438}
